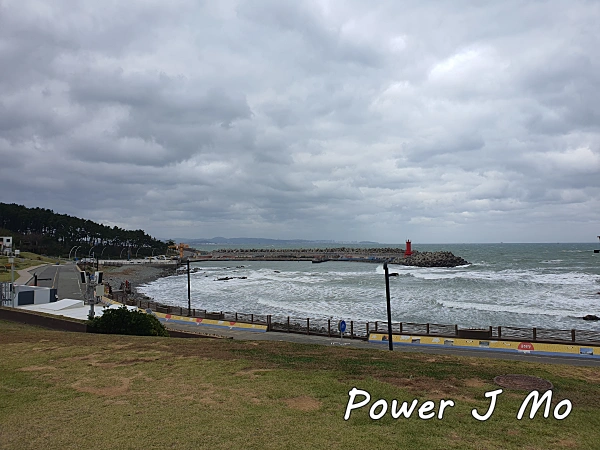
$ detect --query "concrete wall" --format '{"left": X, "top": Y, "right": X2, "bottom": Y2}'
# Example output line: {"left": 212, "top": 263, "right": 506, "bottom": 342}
{"left": 13, "top": 286, "right": 57, "bottom": 307}
{"left": 0, "top": 307, "right": 88, "bottom": 332}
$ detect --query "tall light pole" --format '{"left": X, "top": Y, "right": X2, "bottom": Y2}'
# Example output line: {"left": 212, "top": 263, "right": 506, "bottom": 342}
{"left": 383, "top": 262, "right": 394, "bottom": 351}
{"left": 135, "top": 247, "right": 141, "bottom": 258}
{"left": 120, "top": 247, "right": 127, "bottom": 259}
{"left": 73, "top": 246, "right": 81, "bottom": 261}
{"left": 187, "top": 259, "right": 191, "bottom": 316}
{"left": 9, "top": 252, "right": 15, "bottom": 305}
{"left": 68, "top": 245, "right": 78, "bottom": 260}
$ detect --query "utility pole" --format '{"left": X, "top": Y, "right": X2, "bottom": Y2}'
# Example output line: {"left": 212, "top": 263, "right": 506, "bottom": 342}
{"left": 187, "top": 260, "right": 191, "bottom": 315}
{"left": 9, "top": 252, "right": 15, "bottom": 306}
{"left": 383, "top": 262, "right": 394, "bottom": 351}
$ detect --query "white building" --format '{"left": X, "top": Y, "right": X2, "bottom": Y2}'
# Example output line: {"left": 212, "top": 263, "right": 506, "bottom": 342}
{"left": 1, "top": 236, "right": 12, "bottom": 255}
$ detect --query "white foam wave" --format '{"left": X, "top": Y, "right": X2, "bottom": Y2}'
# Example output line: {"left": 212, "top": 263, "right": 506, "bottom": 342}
{"left": 439, "top": 300, "right": 576, "bottom": 317}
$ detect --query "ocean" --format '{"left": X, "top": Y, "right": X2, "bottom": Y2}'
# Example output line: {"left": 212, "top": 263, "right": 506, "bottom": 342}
{"left": 137, "top": 243, "right": 600, "bottom": 331}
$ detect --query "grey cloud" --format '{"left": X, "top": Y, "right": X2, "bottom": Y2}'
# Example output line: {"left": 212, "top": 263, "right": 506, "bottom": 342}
{"left": 1, "top": 0, "right": 599, "bottom": 243}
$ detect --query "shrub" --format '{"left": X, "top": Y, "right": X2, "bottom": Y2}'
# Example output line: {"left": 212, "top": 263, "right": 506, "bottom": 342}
{"left": 87, "top": 306, "right": 169, "bottom": 337}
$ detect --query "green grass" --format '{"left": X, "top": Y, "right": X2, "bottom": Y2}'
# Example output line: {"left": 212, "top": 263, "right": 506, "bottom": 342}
{"left": 1, "top": 320, "right": 599, "bottom": 449}
{"left": 0, "top": 252, "right": 61, "bottom": 282}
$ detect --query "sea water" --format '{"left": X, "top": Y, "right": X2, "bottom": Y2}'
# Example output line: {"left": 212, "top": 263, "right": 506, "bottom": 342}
{"left": 137, "top": 243, "right": 600, "bottom": 331}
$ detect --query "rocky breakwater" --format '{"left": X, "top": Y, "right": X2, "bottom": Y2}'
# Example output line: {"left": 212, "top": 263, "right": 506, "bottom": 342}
{"left": 391, "top": 251, "right": 469, "bottom": 268}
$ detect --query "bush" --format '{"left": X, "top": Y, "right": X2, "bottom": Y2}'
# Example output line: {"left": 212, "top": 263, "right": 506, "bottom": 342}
{"left": 87, "top": 306, "right": 169, "bottom": 337}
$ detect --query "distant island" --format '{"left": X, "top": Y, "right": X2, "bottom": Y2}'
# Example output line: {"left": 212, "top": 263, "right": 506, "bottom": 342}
{"left": 173, "top": 237, "right": 381, "bottom": 246}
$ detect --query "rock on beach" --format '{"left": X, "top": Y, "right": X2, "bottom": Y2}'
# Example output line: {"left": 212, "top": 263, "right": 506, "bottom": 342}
{"left": 103, "top": 264, "right": 177, "bottom": 300}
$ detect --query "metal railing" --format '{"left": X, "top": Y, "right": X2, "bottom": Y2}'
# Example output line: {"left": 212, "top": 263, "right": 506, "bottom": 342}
{"left": 117, "top": 296, "right": 600, "bottom": 345}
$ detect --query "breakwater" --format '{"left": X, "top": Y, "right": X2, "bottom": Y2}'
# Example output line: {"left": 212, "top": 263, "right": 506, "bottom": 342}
{"left": 193, "top": 247, "right": 469, "bottom": 268}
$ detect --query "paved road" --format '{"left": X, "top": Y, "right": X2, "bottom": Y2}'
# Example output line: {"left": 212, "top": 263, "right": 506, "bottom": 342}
{"left": 30, "top": 263, "right": 86, "bottom": 300}
{"left": 165, "top": 321, "right": 600, "bottom": 367}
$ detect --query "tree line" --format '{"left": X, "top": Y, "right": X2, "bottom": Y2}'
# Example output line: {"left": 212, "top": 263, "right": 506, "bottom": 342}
{"left": 0, "top": 202, "right": 169, "bottom": 257}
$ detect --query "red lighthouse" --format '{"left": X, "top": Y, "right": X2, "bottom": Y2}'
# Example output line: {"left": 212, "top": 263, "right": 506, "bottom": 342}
{"left": 405, "top": 240, "right": 413, "bottom": 256}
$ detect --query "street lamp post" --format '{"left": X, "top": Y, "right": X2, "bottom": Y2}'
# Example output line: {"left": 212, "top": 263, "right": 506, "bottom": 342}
{"left": 68, "top": 245, "right": 78, "bottom": 260}
{"left": 88, "top": 245, "right": 95, "bottom": 265}
{"left": 383, "top": 262, "right": 394, "bottom": 351}
{"left": 98, "top": 247, "right": 107, "bottom": 269}
{"left": 73, "top": 246, "right": 81, "bottom": 261}
{"left": 187, "top": 260, "right": 191, "bottom": 316}
{"left": 135, "top": 247, "right": 141, "bottom": 258}
{"left": 120, "top": 247, "right": 127, "bottom": 259}
{"left": 9, "top": 253, "right": 15, "bottom": 306}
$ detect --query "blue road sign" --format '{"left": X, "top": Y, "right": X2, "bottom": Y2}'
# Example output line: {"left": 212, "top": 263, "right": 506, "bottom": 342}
{"left": 339, "top": 320, "right": 346, "bottom": 333}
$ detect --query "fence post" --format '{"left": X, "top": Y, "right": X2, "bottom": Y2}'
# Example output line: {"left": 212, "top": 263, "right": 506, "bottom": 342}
{"left": 498, "top": 326, "right": 502, "bottom": 339}
{"left": 180, "top": 306, "right": 183, "bottom": 316}
{"left": 366, "top": 322, "right": 369, "bottom": 337}
{"left": 350, "top": 321, "right": 354, "bottom": 339}
{"left": 307, "top": 318, "right": 310, "bottom": 335}
{"left": 533, "top": 327, "right": 537, "bottom": 341}
{"left": 287, "top": 316, "right": 290, "bottom": 332}
{"left": 571, "top": 329, "right": 576, "bottom": 342}
{"left": 426, "top": 323, "right": 430, "bottom": 335}
{"left": 251, "top": 314, "right": 254, "bottom": 323}
{"left": 235, "top": 312, "right": 238, "bottom": 321}
{"left": 400, "top": 322, "right": 403, "bottom": 333}
{"left": 455, "top": 324, "right": 458, "bottom": 336}
{"left": 375, "top": 321, "right": 378, "bottom": 332}
{"left": 328, "top": 319, "right": 331, "bottom": 337}
{"left": 267, "top": 315, "right": 271, "bottom": 331}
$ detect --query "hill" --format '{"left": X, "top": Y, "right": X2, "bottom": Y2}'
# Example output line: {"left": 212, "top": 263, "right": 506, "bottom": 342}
{"left": 0, "top": 203, "right": 167, "bottom": 258}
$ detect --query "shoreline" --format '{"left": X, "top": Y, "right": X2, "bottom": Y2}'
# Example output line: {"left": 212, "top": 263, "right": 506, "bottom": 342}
{"left": 101, "top": 264, "right": 177, "bottom": 301}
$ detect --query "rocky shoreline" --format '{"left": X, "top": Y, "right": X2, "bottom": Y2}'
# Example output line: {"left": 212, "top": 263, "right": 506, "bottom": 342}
{"left": 390, "top": 251, "right": 469, "bottom": 268}
{"left": 100, "top": 249, "right": 470, "bottom": 298}
{"left": 102, "top": 264, "right": 177, "bottom": 301}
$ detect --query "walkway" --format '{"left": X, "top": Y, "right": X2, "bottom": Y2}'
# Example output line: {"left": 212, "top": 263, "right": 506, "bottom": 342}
{"left": 164, "top": 321, "right": 600, "bottom": 367}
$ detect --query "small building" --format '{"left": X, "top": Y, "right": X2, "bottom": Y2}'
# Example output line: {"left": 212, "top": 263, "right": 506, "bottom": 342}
{"left": 1, "top": 236, "right": 12, "bottom": 255}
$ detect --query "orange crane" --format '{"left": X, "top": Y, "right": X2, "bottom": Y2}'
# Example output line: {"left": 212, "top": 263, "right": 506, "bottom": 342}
{"left": 168, "top": 243, "right": 189, "bottom": 259}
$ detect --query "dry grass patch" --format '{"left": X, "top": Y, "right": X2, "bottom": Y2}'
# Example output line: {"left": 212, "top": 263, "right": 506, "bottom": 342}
{"left": 284, "top": 396, "right": 322, "bottom": 411}
{"left": 18, "top": 365, "right": 57, "bottom": 372}
{"left": 71, "top": 376, "right": 133, "bottom": 397}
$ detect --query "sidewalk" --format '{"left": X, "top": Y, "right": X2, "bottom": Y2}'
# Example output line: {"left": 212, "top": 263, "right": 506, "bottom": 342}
{"left": 14, "top": 264, "right": 50, "bottom": 285}
{"left": 163, "top": 321, "right": 600, "bottom": 367}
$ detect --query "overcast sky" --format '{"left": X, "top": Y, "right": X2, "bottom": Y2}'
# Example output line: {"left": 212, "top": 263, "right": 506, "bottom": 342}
{"left": 1, "top": 1, "right": 599, "bottom": 243}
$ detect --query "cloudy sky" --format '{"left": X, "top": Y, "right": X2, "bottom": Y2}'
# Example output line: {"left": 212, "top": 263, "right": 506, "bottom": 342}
{"left": 1, "top": 0, "right": 599, "bottom": 243}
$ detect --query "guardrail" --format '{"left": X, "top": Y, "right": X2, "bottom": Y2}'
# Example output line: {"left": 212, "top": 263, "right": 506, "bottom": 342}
{"left": 121, "top": 297, "right": 600, "bottom": 345}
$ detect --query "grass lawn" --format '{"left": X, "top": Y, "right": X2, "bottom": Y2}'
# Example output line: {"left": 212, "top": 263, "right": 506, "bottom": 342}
{"left": 0, "top": 320, "right": 598, "bottom": 449}
{"left": 0, "top": 252, "right": 61, "bottom": 282}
